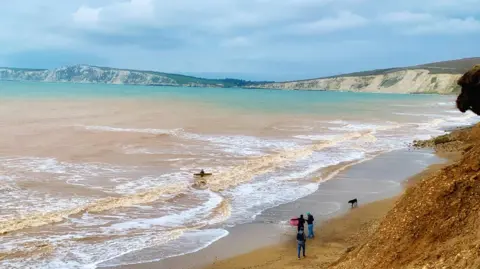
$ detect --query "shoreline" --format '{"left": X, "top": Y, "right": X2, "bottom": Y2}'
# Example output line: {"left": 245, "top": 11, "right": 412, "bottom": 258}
{"left": 106, "top": 148, "right": 446, "bottom": 269}
{"left": 204, "top": 150, "right": 459, "bottom": 269}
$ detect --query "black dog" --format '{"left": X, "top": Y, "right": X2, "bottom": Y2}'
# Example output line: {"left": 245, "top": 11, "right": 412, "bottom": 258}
{"left": 348, "top": 198, "right": 358, "bottom": 208}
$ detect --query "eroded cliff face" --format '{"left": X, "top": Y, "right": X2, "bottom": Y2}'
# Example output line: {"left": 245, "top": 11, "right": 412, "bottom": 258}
{"left": 253, "top": 69, "right": 462, "bottom": 94}
{"left": 0, "top": 68, "right": 49, "bottom": 81}
{"left": 0, "top": 65, "right": 253, "bottom": 88}
{"left": 0, "top": 65, "right": 178, "bottom": 85}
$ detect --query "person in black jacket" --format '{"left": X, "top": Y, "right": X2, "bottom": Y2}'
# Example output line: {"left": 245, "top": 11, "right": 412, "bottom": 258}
{"left": 297, "top": 214, "right": 306, "bottom": 231}
{"left": 296, "top": 227, "right": 306, "bottom": 259}
{"left": 306, "top": 212, "right": 315, "bottom": 238}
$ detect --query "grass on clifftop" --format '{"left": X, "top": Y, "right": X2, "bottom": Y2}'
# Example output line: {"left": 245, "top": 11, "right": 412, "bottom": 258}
{"left": 291, "top": 57, "right": 480, "bottom": 82}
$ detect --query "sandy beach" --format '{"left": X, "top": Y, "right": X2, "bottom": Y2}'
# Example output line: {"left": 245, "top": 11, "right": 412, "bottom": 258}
{"left": 202, "top": 123, "right": 480, "bottom": 269}
{"left": 203, "top": 153, "right": 459, "bottom": 269}
{"left": 109, "top": 148, "right": 449, "bottom": 269}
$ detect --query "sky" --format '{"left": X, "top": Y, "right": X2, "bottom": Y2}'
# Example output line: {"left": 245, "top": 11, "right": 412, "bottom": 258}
{"left": 0, "top": 0, "right": 478, "bottom": 81}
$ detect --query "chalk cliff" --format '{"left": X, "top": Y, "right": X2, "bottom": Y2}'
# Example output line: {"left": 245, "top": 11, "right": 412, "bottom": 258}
{"left": 251, "top": 69, "right": 462, "bottom": 94}
{"left": 250, "top": 57, "right": 480, "bottom": 94}
{"left": 0, "top": 65, "right": 266, "bottom": 88}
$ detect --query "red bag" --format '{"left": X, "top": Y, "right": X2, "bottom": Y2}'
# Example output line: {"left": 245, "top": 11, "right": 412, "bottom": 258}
{"left": 290, "top": 218, "right": 299, "bottom": 226}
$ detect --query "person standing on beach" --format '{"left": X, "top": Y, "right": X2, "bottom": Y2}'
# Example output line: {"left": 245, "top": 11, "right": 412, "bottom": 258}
{"left": 297, "top": 214, "right": 306, "bottom": 231}
{"left": 306, "top": 212, "right": 315, "bottom": 238}
{"left": 296, "top": 227, "right": 307, "bottom": 259}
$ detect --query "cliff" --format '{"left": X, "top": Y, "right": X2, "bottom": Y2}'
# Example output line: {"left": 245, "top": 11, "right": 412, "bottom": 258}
{"left": 252, "top": 69, "right": 461, "bottom": 94}
{"left": 251, "top": 57, "right": 480, "bottom": 94}
{"left": 0, "top": 65, "right": 269, "bottom": 88}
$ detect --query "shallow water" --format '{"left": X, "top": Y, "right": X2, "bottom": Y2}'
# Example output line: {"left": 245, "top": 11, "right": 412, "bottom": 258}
{"left": 0, "top": 81, "right": 476, "bottom": 269}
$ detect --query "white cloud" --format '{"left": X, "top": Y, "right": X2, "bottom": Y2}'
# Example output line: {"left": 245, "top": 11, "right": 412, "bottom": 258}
{"left": 407, "top": 16, "right": 480, "bottom": 35}
{"left": 289, "top": 11, "right": 368, "bottom": 34}
{"left": 73, "top": 6, "right": 102, "bottom": 26}
{"left": 104, "top": 0, "right": 155, "bottom": 22}
{"left": 68, "top": 0, "right": 363, "bottom": 34}
{"left": 379, "top": 11, "right": 434, "bottom": 24}
{"left": 72, "top": 0, "right": 155, "bottom": 30}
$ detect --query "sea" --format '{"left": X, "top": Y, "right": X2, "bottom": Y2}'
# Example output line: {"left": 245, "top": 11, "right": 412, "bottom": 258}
{"left": 0, "top": 81, "right": 477, "bottom": 269}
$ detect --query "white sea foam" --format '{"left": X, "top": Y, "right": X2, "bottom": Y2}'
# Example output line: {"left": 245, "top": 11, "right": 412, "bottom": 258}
{"left": 417, "top": 111, "right": 477, "bottom": 132}
{"left": 394, "top": 112, "right": 446, "bottom": 118}
{"left": 392, "top": 101, "right": 454, "bottom": 108}
{"left": 106, "top": 191, "right": 227, "bottom": 231}
{"left": 1, "top": 193, "right": 230, "bottom": 269}
{"left": 0, "top": 157, "right": 127, "bottom": 177}
{"left": 293, "top": 134, "right": 339, "bottom": 141}
{"left": 328, "top": 122, "right": 400, "bottom": 133}
{"left": 83, "top": 125, "right": 298, "bottom": 156}
{"left": 272, "top": 125, "right": 314, "bottom": 132}
{"left": 81, "top": 125, "right": 183, "bottom": 136}
{"left": 67, "top": 212, "right": 112, "bottom": 227}
{"left": 113, "top": 172, "right": 190, "bottom": 195}
{"left": 0, "top": 184, "right": 91, "bottom": 222}
{"left": 327, "top": 120, "right": 349, "bottom": 125}
{"left": 181, "top": 132, "right": 299, "bottom": 155}
{"left": 6, "top": 229, "right": 187, "bottom": 269}
{"left": 223, "top": 149, "right": 365, "bottom": 224}
{"left": 436, "top": 102, "right": 454, "bottom": 107}
{"left": 98, "top": 229, "right": 229, "bottom": 268}
{"left": 392, "top": 104, "right": 422, "bottom": 107}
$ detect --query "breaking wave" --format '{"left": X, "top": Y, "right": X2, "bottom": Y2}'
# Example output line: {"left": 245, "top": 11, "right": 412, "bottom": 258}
{"left": 0, "top": 183, "right": 189, "bottom": 235}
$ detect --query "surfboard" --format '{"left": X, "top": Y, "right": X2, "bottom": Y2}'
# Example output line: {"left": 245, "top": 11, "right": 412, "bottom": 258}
{"left": 193, "top": 173, "right": 212, "bottom": 177}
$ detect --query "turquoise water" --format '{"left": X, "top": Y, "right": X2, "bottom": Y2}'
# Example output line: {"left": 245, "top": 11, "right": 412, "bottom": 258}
{"left": 0, "top": 81, "right": 447, "bottom": 114}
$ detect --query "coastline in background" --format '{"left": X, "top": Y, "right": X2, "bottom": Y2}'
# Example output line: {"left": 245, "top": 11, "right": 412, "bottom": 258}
{"left": 1, "top": 57, "right": 479, "bottom": 94}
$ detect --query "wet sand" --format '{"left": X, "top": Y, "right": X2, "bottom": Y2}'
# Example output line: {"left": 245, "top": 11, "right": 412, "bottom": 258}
{"left": 203, "top": 151, "right": 456, "bottom": 269}
{"left": 108, "top": 148, "right": 445, "bottom": 269}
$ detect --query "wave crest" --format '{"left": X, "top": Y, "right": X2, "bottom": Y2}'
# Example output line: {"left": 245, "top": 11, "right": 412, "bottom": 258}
{"left": 0, "top": 183, "right": 188, "bottom": 235}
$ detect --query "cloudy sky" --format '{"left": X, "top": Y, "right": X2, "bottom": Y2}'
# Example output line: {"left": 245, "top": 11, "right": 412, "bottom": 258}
{"left": 0, "top": 0, "right": 478, "bottom": 81}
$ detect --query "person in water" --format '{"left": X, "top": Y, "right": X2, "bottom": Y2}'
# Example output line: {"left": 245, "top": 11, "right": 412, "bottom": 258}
{"left": 296, "top": 227, "right": 306, "bottom": 259}
{"left": 297, "top": 214, "right": 306, "bottom": 231}
{"left": 200, "top": 169, "right": 205, "bottom": 176}
{"left": 306, "top": 212, "right": 314, "bottom": 238}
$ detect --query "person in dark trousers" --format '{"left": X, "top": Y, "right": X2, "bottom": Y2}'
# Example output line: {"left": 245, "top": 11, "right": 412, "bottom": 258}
{"left": 296, "top": 227, "right": 306, "bottom": 259}
{"left": 200, "top": 169, "right": 205, "bottom": 176}
{"left": 306, "top": 212, "right": 314, "bottom": 238}
{"left": 297, "top": 214, "right": 306, "bottom": 231}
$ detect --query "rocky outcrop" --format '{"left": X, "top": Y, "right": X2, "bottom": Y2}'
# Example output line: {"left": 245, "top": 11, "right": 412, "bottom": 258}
{"left": 456, "top": 65, "right": 480, "bottom": 115}
{"left": 252, "top": 69, "right": 462, "bottom": 94}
